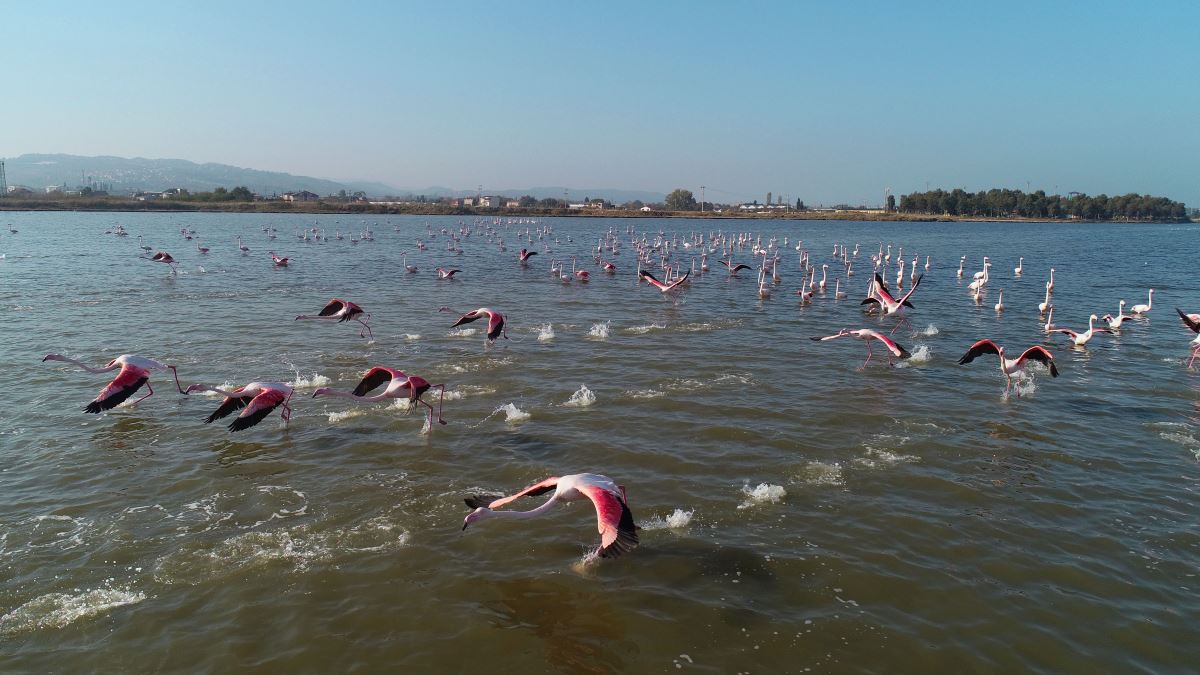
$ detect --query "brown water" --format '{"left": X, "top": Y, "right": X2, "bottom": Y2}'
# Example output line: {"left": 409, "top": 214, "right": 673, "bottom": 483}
{"left": 1, "top": 212, "right": 1198, "bottom": 672}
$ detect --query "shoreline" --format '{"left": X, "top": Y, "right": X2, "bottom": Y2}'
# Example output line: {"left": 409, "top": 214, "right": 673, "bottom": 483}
{"left": 0, "top": 198, "right": 1190, "bottom": 224}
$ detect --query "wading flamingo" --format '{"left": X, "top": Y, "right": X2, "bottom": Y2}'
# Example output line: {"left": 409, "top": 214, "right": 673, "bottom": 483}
{"left": 810, "top": 329, "right": 912, "bottom": 369}
{"left": 1101, "top": 300, "right": 1131, "bottom": 329}
{"left": 313, "top": 366, "right": 446, "bottom": 431}
{"left": 518, "top": 248, "right": 537, "bottom": 265}
{"left": 434, "top": 267, "right": 461, "bottom": 280}
{"left": 1177, "top": 308, "right": 1200, "bottom": 367}
{"left": 957, "top": 340, "right": 1058, "bottom": 396}
{"left": 1051, "top": 314, "right": 1110, "bottom": 347}
{"left": 269, "top": 252, "right": 289, "bottom": 267}
{"left": 462, "top": 473, "right": 638, "bottom": 560}
{"left": 186, "top": 381, "right": 294, "bottom": 432}
{"left": 295, "top": 298, "right": 373, "bottom": 339}
{"left": 1129, "top": 289, "right": 1153, "bottom": 315}
{"left": 42, "top": 353, "right": 186, "bottom": 413}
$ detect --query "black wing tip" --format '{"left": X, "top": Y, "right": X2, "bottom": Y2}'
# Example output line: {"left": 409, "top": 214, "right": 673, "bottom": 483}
{"left": 1049, "top": 362, "right": 1060, "bottom": 377}
{"left": 83, "top": 401, "right": 103, "bottom": 414}
{"left": 465, "top": 495, "right": 501, "bottom": 509}
{"left": 897, "top": 346, "right": 912, "bottom": 359}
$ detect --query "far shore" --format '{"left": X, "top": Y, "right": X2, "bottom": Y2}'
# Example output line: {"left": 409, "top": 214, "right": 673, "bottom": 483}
{"left": 0, "top": 197, "right": 1191, "bottom": 224}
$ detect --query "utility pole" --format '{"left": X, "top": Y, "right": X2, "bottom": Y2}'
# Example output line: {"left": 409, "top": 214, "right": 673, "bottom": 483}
{"left": 700, "top": 186, "right": 705, "bottom": 212}
{"left": 0, "top": 160, "right": 6, "bottom": 196}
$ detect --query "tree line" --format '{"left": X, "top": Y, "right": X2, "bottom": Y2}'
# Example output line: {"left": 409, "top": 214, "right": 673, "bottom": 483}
{"left": 899, "top": 188, "right": 1187, "bottom": 221}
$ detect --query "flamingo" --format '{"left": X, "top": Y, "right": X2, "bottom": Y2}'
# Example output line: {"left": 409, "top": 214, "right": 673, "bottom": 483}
{"left": 269, "top": 252, "right": 289, "bottom": 267}
{"left": 186, "top": 382, "right": 294, "bottom": 432}
{"left": 197, "top": 244, "right": 210, "bottom": 254}
{"left": 518, "top": 248, "right": 537, "bottom": 264}
{"left": 757, "top": 268, "right": 770, "bottom": 299}
{"left": 957, "top": 340, "right": 1058, "bottom": 396}
{"left": 956, "top": 256, "right": 965, "bottom": 279}
{"left": 462, "top": 473, "right": 638, "bottom": 560}
{"left": 720, "top": 259, "right": 753, "bottom": 277}
{"left": 150, "top": 251, "right": 177, "bottom": 274}
{"left": 1046, "top": 268, "right": 1055, "bottom": 294}
{"left": 819, "top": 264, "right": 828, "bottom": 290}
{"left": 1129, "top": 289, "right": 1153, "bottom": 315}
{"left": 572, "top": 257, "right": 589, "bottom": 281}
{"left": 1051, "top": 314, "right": 1110, "bottom": 347}
{"left": 1101, "top": 300, "right": 1131, "bottom": 329}
{"left": 994, "top": 289, "right": 1004, "bottom": 313}
{"left": 313, "top": 366, "right": 446, "bottom": 431}
{"left": 236, "top": 236, "right": 249, "bottom": 254}
{"left": 863, "top": 272, "right": 922, "bottom": 324}
{"left": 1014, "top": 257, "right": 1023, "bottom": 276}
{"left": 295, "top": 298, "right": 373, "bottom": 339}
{"left": 810, "top": 328, "right": 912, "bottom": 368}
{"left": 400, "top": 251, "right": 418, "bottom": 273}
{"left": 601, "top": 259, "right": 616, "bottom": 273}
{"left": 42, "top": 353, "right": 186, "bottom": 413}
{"left": 639, "top": 269, "right": 689, "bottom": 294}
{"left": 435, "top": 267, "right": 461, "bottom": 280}
{"left": 1044, "top": 307, "right": 1056, "bottom": 333}
{"left": 443, "top": 307, "right": 508, "bottom": 343}
{"left": 1177, "top": 308, "right": 1200, "bottom": 366}
{"left": 1038, "top": 286, "right": 1052, "bottom": 314}
{"left": 834, "top": 278, "right": 847, "bottom": 300}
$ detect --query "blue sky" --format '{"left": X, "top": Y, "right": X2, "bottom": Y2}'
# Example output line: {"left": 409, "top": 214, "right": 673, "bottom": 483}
{"left": 2, "top": 1, "right": 1197, "bottom": 205}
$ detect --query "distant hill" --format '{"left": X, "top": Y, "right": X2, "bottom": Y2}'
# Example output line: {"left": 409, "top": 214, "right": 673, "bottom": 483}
{"left": 2, "top": 154, "right": 398, "bottom": 197}
{"left": 2, "top": 153, "right": 666, "bottom": 203}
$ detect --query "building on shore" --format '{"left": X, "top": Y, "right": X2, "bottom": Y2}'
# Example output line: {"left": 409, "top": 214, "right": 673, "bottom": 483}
{"left": 281, "top": 190, "right": 320, "bottom": 202}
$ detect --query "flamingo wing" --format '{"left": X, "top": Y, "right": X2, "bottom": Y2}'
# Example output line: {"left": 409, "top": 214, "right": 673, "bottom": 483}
{"left": 899, "top": 274, "right": 923, "bottom": 308}
{"left": 664, "top": 271, "right": 690, "bottom": 291}
{"left": 1017, "top": 346, "right": 1059, "bottom": 377}
{"left": 465, "top": 476, "right": 560, "bottom": 510}
{"left": 450, "top": 311, "right": 481, "bottom": 328}
{"left": 1176, "top": 308, "right": 1200, "bottom": 333}
{"left": 872, "top": 273, "right": 897, "bottom": 304}
{"left": 353, "top": 367, "right": 396, "bottom": 397}
{"left": 579, "top": 485, "right": 639, "bottom": 559}
{"left": 204, "top": 394, "right": 253, "bottom": 423}
{"left": 318, "top": 299, "right": 345, "bottom": 317}
{"left": 1049, "top": 328, "right": 1079, "bottom": 339}
{"left": 487, "top": 312, "right": 505, "bottom": 341}
{"left": 957, "top": 339, "right": 1002, "bottom": 365}
{"left": 228, "top": 389, "right": 287, "bottom": 432}
{"left": 872, "top": 332, "right": 911, "bottom": 359}
{"left": 638, "top": 270, "right": 666, "bottom": 290}
{"left": 85, "top": 364, "right": 150, "bottom": 413}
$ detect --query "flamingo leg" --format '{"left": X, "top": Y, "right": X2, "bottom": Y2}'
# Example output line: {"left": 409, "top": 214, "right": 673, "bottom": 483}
{"left": 860, "top": 343, "right": 874, "bottom": 370}
{"left": 130, "top": 381, "right": 154, "bottom": 406}
{"left": 1187, "top": 346, "right": 1199, "bottom": 368}
{"left": 169, "top": 365, "right": 187, "bottom": 394}
{"left": 357, "top": 316, "right": 373, "bottom": 340}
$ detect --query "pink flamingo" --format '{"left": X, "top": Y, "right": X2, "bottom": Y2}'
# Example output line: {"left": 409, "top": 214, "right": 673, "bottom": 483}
{"left": 197, "top": 244, "right": 209, "bottom": 254}
{"left": 638, "top": 269, "right": 689, "bottom": 294}
{"left": 295, "top": 298, "right": 372, "bottom": 339}
{"left": 186, "top": 381, "right": 294, "bottom": 432}
{"left": 863, "top": 272, "right": 922, "bottom": 318}
{"left": 957, "top": 340, "right": 1058, "bottom": 396}
{"left": 572, "top": 256, "right": 589, "bottom": 281}
{"left": 442, "top": 307, "right": 508, "bottom": 343}
{"left": 150, "top": 251, "right": 178, "bottom": 274}
{"left": 518, "top": 248, "right": 537, "bottom": 265}
{"left": 601, "top": 259, "right": 616, "bottom": 273}
{"left": 720, "top": 259, "right": 753, "bottom": 277}
{"left": 1177, "top": 308, "right": 1200, "bottom": 366}
{"left": 1050, "top": 314, "right": 1109, "bottom": 347}
{"left": 313, "top": 366, "right": 446, "bottom": 430}
{"left": 269, "top": 252, "right": 289, "bottom": 267}
{"left": 42, "top": 353, "right": 186, "bottom": 413}
{"left": 435, "top": 267, "right": 461, "bottom": 280}
{"left": 810, "top": 329, "right": 912, "bottom": 368}
{"left": 462, "top": 473, "right": 638, "bottom": 560}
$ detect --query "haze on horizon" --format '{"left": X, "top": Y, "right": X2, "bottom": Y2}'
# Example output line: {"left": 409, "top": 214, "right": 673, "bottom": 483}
{"left": 3, "top": 1, "right": 1197, "bottom": 206}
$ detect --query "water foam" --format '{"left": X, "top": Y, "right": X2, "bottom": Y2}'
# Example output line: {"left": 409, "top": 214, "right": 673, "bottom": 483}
{"left": 289, "top": 372, "right": 331, "bottom": 389}
{"left": 448, "top": 327, "right": 478, "bottom": 337}
{"left": 737, "top": 483, "right": 787, "bottom": 509}
{"left": 402, "top": 333, "right": 421, "bottom": 340}
{"left": 535, "top": 323, "right": 555, "bottom": 341}
{"left": 640, "top": 508, "right": 695, "bottom": 530}
{"left": 897, "top": 344, "right": 932, "bottom": 367}
{"left": 1, "top": 588, "right": 146, "bottom": 634}
{"left": 624, "top": 322, "right": 666, "bottom": 335}
{"left": 563, "top": 384, "right": 596, "bottom": 407}
{"left": 328, "top": 408, "right": 368, "bottom": 423}
{"left": 799, "top": 462, "right": 844, "bottom": 486}
{"left": 624, "top": 389, "right": 666, "bottom": 399}
{"left": 587, "top": 321, "right": 610, "bottom": 339}
{"left": 921, "top": 324, "right": 940, "bottom": 336}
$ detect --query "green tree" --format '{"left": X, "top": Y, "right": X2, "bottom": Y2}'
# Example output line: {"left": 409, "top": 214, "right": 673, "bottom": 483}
{"left": 518, "top": 195, "right": 538, "bottom": 207}
{"left": 230, "top": 186, "right": 253, "bottom": 201}
{"left": 886, "top": 194, "right": 896, "bottom": 211}
{"left": 664, "top": 188, "right": 698, "bottom": 211}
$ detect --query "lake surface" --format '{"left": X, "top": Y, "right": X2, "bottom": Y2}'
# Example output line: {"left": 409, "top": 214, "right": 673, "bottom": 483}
{"left": 1, "top": 212, "right": 1197, "bottom": 673}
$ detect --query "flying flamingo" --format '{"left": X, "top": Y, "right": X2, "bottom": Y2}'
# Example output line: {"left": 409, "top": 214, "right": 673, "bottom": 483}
{"left": 1129, "top": 289, "right": 1153, "bottom": 315}
{"left": 186, "top": 381, "right": 294, "bottom": 432}
{"left": 1176, "top": 308, "right": 1200, "bottom": 367}
{"left": 862, "top": 272, "right": 922, "bottom": 329}
{"left": 1101, "top": 300, "right": 1131, "bottom": 329}
{"left": 1051, "top": 314, "right": 1110, "bottom": 347}
{"left": 435, "top": 267, "right": 461, "bottom": 280}
{"left": 720, "top": 259, "right": 753, "bottom": 277}
{"left": 810, "top": 328, "right": 912, "bottom": 369}
{"left": 442, "top": 307, "right": 508, "bottom": 343}
{"left": 638, "top": 269, "right": 689, "bottom": 294}
{"left": 42, "top": 353, "right": 186, "bottom": 413}
{"left": 269, "top": 252, "right": 289, "bottom": 267}
{"left": 295, "top": 298, "right": 373, "bottom": 339}
{"left": 462, "top": 473, "right": 639, "bottom": 560}
{"left": 313, "top": 366, "right": 446, "bottom": 431}
{"left": 150, "top": 251, "right": 177, "bottom": 274}
{"left": 957, "top": 340, "right": 1058, "bottom": 396}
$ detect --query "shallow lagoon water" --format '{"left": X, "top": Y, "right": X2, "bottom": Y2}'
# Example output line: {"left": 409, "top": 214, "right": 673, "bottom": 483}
{"left": 1, "top": 212, "right": 1198, "bottom": 672}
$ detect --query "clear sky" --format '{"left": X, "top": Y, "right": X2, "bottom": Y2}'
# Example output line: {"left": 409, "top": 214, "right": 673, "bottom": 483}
{"left": 2, "top": 1, "right": 1197, "bottom": 205}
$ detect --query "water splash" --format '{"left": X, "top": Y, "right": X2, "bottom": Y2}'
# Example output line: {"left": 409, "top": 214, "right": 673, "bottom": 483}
{"left": 402, "top": 333, "right": 421, "bottom": 340}
{"left": 327, "top": 408, "right": 368, "bottom": 423}
{"left": 921, "top": 324, "right": 939, "bottom": 336}
{"left": 448, "top": 328, "right": 477, "bottom": 337}
{"left": 624, "top": 322, "right": 666, "bottom": 335}
{"left": 1, "top": 588, "right": 145, "bottom": 634}
{"left": 475, "top": 403, "right": 531, "bottom": 426}
{"left": 587, "top": 321, "right": 610, "bottom": 339}
{"left": 563, "top": 384, "right": 596, "bottom": 407}
{"left": 737, "top": 483, "right": 786, "bottom": 509}
{"left": 640, "top": 508, "right": 694, "bottom": 530}
{"left": 535, "top": 323, "right": 555, "bottom": 341}
{"left": 898, "top": 344, "right": 932, "bottom": 368}
{"left": 288, "top": 371, "right": 331, "bottom": 390}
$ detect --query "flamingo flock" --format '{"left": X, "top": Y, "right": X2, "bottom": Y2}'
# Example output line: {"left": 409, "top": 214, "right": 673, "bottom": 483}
{"left": 32, "top": 214, "right": 1199, "bottom": 561}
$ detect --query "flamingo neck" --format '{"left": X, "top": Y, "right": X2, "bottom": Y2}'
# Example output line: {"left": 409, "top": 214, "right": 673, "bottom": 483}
{"left": 191, "top": 384, "right": 239, "bottom": 397}
{"left": 484, "top": 496, "right": 560, "bottom": 521}
{"left": 53, "top": 356, "right": 114, "bottom": 374}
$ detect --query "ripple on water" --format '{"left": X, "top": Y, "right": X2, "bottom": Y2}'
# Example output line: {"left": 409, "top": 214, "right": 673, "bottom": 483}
{"left": 0, "top": 588, "right": 145, "bottom": 635}
{"left": 797, "top": 461, "right": 845, "bottom": 486}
